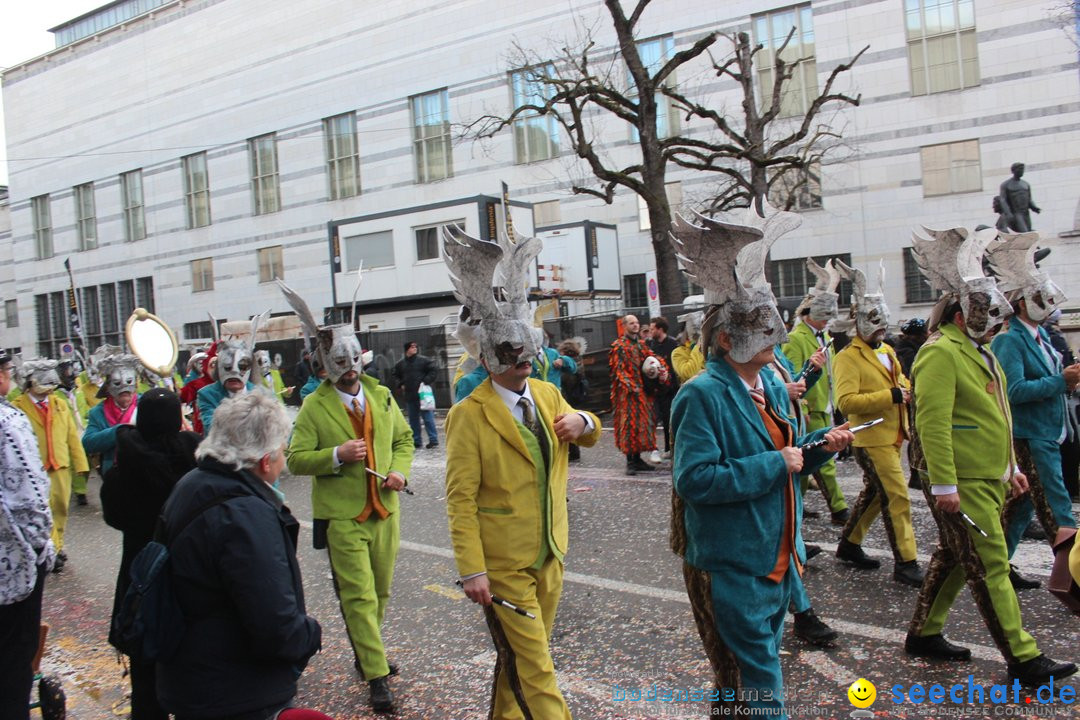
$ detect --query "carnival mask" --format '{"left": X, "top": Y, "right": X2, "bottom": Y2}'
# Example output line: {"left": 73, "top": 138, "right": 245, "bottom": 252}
{"left": 254, "top": 350, "right": 274, "bottom": 377}
{"left": 1023, "top": 274, "right": 1065, "bottom": 324}
{"left": 316, "top": 326, "right": 363, "bottom": 384}
{"left": 479, "top": 318, "right": 542, "bottom": 375}
{"left": 216, "top": 341, "right": 253, "bottom": 387}
{"left": 57, "top": 361, "right": 78, "bottom": 391}
{"left": 20, "top": 360, "right": 60, "bottom": 396}
{"left": 961, "top": 276, "right": 1011, "bottom": 340}
{"left": 719, "top": 285, "right": 789, "bottom": 364}
{"left": 857, "top": 296, "right": 890, "bottom": 343}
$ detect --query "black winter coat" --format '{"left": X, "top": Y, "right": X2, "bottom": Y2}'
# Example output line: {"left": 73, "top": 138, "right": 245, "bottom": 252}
{"left": 156, "top": 458, "right": 321, "bottom": 720}
{"left": 392, "top": 353, "right": 436, "bottom": 400}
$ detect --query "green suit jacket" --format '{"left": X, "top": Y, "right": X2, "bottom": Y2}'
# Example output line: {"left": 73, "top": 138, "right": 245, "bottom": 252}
{"left": 287, "top": 375, "right": 415, "bottom": 520}
{"left": 782, "top": 321, "right": 831, "bottom": 414}
{"left": 912, "top": 322, "right": 1014, "bottom": 486}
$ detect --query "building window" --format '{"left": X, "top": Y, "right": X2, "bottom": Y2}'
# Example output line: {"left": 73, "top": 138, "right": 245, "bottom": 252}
{"left": 74, "top": 183, "right": 97, "bottom": 250}
{"left": 344, "top": 230, "right": 394, "bottom": 271}
{"left": 623, "top": 273, "right": 647, "bottom": 308}
{"left": 182, "top": 152, "right": 211, "bottom": 228}
{"left": 183, "top": 321, "right": 214, "bottom": 340}
{"left": 136, "top": 276, "right": 155, "bottom": 314}
{"left": 100, "top": 283, "right": 118, "bottom": 336}
{"left": 81, "top": 287, "right": 100, "bottom": 338}
{"left": 5, "top": 300, "right": 18, "bottom": 328}
{"left": 120, "top": 170, "right": 146, "bottom": 242}
{"left": 31, "top": 195, "right": 53, "bottom": 259}
{"left": 191, "top": 258, "right": 214, "bottom": 292}
{"left": 533, "top": 200, "right": 561, "bottom": 227}
{"left": 768, "top": 253, "right": 853, "bottom": 305}
{"left": 405, "top": 315, "right": 431, "bottom": 328}
{"left": 117, "top": 280, "right": 135, "bottom": 323}
{"left": 413, "top": 220, "right": 463, "bottom": 263}
{"left": 638, "top": 182, "right": 683, "bottom": 231}
{"left": 257, "top": 245, "right": 284, "bottom": 283}
{"left": 323, "top": 113, "right": 360, "bottom": 200}
{"left": 753, "top": 5, "right": 818, "bottom": 118}
{"left": 768, "top": 162, "right": 823, "bottom": 211}
{"left": 906, "top": 0, "right": 978, "bottom": 96}
{"left": 631, "top": 35, "right": 680, "bottom": 140}
{"left": 49, "top": 291, "right": 67, "bottom": 352}
{"left": 511, "top": 64, "right": 560, "bottom": 164}
{"left": 921, "top": 139, "right": 980, "bottom": 196}
{"left": 410, "top": 90, "right": 452, "bottom": 183}
{"left": 248, "top": 133, "right": 281, "bottom": 215}
{"left": 903, "top": 247, "right": 940, "bottom": 303}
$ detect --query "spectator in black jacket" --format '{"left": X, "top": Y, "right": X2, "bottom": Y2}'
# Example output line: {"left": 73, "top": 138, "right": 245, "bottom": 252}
{"left": 392, "top": 341, "right": 439, "bottom": 448}
{"left": 157, "top": 393, "right": 322, "bottom": 720}
{"left": 647, "top": 316, "right": 680, "bottom": 458}
{"left": 894, "top": 318, "right": 928, "bottom": 379}
{"left": 101, "top": 389, "right": 200, "bottom": 720}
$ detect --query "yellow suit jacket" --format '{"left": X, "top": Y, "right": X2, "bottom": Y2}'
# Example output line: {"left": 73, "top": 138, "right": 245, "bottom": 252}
{"left": 13, "top": 393, "right": 90, "bottom": 473}
{"left": 833, "top": 336, "right": 910, "bottom": 447}
{"left": 444, "top": 378, "right": 601, "bottom": 577}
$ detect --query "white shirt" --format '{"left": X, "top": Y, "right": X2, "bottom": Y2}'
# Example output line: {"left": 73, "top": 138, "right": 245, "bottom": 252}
{"left": 489, "top": 380, "right": 596, "bottom": 432}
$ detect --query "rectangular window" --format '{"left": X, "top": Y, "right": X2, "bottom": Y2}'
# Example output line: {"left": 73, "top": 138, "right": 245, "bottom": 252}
{"left": 183, "top": 321, "right": 214, "bottom": 340}
{"left": 903, "top": 247, "right": 940, "bottom": 303}
{"left": 100, "top": 283, "right": 118, "bottom": 335}
{"left": 768, "top": 162, "right": 823, "bottom": 211}
{"left": 511, "top": 65, "right": 560, "bottom": 164}
{"left": 410, "top": 90, "right": 452, "bottom": 183}
{"left": 920, "top": 139, "right": 981, "bottom": 196}
{"left": 136, "top": 276, "right": 155, "bottom": 314}
{"left": 413, "top": 220, "right": 463, "bottom": 263}
{"left": 182, "top": 152, "right": 211, "bottom": 228}
{"left": 74, "top": 183, "right": 97, "bottom": 250}
{"left": 623, "top": 273, "right": 648, "bottom": 308}
{"left": 5, "top": 300, "right": 18, "bottom": 328}
{"left": 533, "top": 200, "right": 561, "bottom": 227}
{"left": 120, "top": 170, "right": 146, "bottom": 242}
{"left": 81, "top": 287, "right": 100, "bottom": 337}
{"left": 631, "top": 35, "right": 680, "bottom": 140}
{"left": 50, "top": 291, "right": 67, "bottom": 342}
{"left": 638, "top": 182, "right": 683, "bottom": 231}
{"left": 323, "top": 114, "right": 360, "bottom": 200}
{"left": 906, "top": 0, "right": 978, "bottom": 96}
{"left": 248, "top": 133, "right": 281, "bottom": 215}
{"left": 191, "top": 258, "right": 214, "bottom": 292}
{"left": 344, "top": 230, "right": 394, "bottom": 271}
{"left": 768, "top": 253, "right": 853, "bottom": 305}
{"left": 257, "top": 245, "right": 284, "bottom": 283}
{"left": 117, "top": 280, "right": 135, "bottom": 323}
{"left": 753, "top": 5, "right": 818, "bottom": 118}
{"left": 31, "top": 195, "right": 53, "bottom": 259}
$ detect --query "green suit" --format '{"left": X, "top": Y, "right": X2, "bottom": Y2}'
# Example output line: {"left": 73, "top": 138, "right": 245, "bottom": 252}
{"left": 287, "top": 375, "right": 414, "bottom": 679}
{"left": 781, "top": 321, "right": 847, "bottom": 513}
{"left": 908, "top": 322, "right": 1039, "bottom": 664}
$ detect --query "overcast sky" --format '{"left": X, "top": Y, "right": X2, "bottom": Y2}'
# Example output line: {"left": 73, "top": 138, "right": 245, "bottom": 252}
{"left": 0, "top": 1, "right": 104, "bottom": 186}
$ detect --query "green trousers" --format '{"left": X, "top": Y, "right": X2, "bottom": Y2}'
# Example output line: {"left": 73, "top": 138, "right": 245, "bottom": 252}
{"left": 326, "top": 513, "right": 400, "bottom": 680}
{"left": 909, "top": 478, "right": 1039, "bottom": 664}
{"left": 800, "top": 411, "right": 847, "bottom": 512}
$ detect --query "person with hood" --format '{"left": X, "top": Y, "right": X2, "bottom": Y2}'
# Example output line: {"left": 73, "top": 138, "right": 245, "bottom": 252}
{"left": 100, "top": 388, "right": 200, "bottom": 720}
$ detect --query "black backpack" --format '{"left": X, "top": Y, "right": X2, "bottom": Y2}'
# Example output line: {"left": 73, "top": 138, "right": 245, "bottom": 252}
{"left": 110, "top": 494, "right": 236, "bottom": 661}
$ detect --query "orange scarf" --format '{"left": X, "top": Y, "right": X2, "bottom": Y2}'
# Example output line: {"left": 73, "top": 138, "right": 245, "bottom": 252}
{"left": 34, "top": 398, "right": 60, "bottom": 471}
{"left": 345, "top": 398, "right": 388, "bottom": 522}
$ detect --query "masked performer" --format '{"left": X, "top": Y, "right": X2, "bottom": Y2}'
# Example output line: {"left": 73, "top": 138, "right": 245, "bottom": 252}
{"left": 781, "top": 259, "right": 850, "bottom": 524}
{"left": 254, "top": 350, "right": 294, "bottom": 403}
{"left": 54, "top": 358, "right": 90, "bottom": 506}
{"left": 197, "top": 337, "right": 256, "bottom": 434}
{"left": 830, "top": 260, "right": 923, "bottom": 587}
{"left": 610, "top": 314, "right": 670, "bottom": 475}
{"left": 668, "top": 202, "right": 853, "bottom": 718}
{"left": 180, "top": 350, "right": 215, "bottom": 433}
{"left": 905, "top": 226, "right": 1075, "bottom": 686}
{"left": 986, "top": 233, "right": 1079, "bottom": 588}
{"left": 83, "top": 353, "right": 141, "bottom": 476}
{"left": 281, "top": 281, "right": 414, "bottom": 714}
{"left": 13, "top": 359, "right": 89, "bottom": 573}
{"left": 443, "top": 224, "right": 601, "bottom": 720}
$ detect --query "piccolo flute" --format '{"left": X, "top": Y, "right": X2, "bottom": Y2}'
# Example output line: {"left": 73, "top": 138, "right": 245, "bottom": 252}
{"left": 799, "top": 417, "right": 884, "bottom": 451}
{"left": 455, "top": 581, "right": 536, "bottom": 618}
{"left": 365, "top": 467, "right": 415, "bottom": 495}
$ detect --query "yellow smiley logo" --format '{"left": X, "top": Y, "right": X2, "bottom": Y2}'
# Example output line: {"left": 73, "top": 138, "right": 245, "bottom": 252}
{"left": 847, "top": 678, "right": 876, "bottom": 708}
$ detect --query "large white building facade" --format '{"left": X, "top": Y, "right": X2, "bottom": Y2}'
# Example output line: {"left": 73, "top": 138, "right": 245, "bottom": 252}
{"left": 2, "top": 0, "right": 1078, "bottom": 357}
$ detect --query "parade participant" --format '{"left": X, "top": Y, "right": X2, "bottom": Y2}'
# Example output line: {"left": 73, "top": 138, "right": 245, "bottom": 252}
{"left": 610, "top": 314, "right": 670, "bottom": 475}
{"left": 442, "top": 223, "right": 602, "bottom": 720}
{"left": 55, "top": 358, "right": 89, "bottom": 506}
{"left": 13, "top": 359, "right": 88, "bottom": 574}
{"left": 197, "top": 339, "right": 256, "bottom": 433}
{"left": 831, "top": 260, "right": 923, "bottom": 587}
{"left": 894, "top": 318, "right": 928, "bottom": 379}
{"left": 987, "top": 233, "right": 1079, "bottom": 587}
{"left": 157, "top": 393, "right": 323, "bottom": 720}
{"left": 280, "top": 280, "right": 414, "bottom": 713}
{"left": 299, "top": 364, "right": 325, "bottom": 401}
{"left": 648, "top": 316, "right": 680, "bottom": 459}
{"left": 76, "top": 344, "right": 116, "bottom": 425}
{"left": 906, "top": 225, "right": 1075, "bottom": 686}
{"left": 668, "top": 202, "right": 853, "bottom": 717}
{"left": 531, "top": 330, "right": 577, "bottom": 391}
{"left": 671, "top": 301, "right": 706, "bottom": 383}
{"left": 0, "top": 351, "right": 56, "bottom": 716}
{"left": 782, "top": 258, "right": 850, "bottom": 525}
{"left": 179, "top": 350, "right": 215, "bottom": 434}
{"left": 392, "top": 341, "right": 439, "bottom": 449}
{"left": 254, "top": 349, "right": 295, "bottom": 402}
{"left": 452, "top": 307, "right": 489, "bottom": 403}
{"left": 83, "top": 353, "right": 141, "bottom": 475}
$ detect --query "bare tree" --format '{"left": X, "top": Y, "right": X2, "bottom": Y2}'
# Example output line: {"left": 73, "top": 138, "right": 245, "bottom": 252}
{"left": 461, "top": 0, "right": 864, "bottom": 305}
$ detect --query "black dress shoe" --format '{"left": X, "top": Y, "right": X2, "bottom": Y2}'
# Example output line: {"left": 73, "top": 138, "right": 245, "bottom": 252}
{"left": 51, "top": 551, "right": 67, "bottom": 574}
{"left": 369, "top": 676, "right": 394, "bottom": 713}
{"left": 893, "top": 561, "right": 925, "bottom": 588}
{"left": 1009, "top": 565, "right": 1040, "bottom": 590}
{"left": 830, "top": 508, "right": 850, "bottom": 525}
{"left": 804, "top": 544, "right": 822, "bottom": 561}
{"left": 1008, "top": 655, "right": 1078, "bottom": 686}
{"left": 75, "top": 493, "right": 88, "bottom": 506}
{"left": 904, "top": 633, "right": 971, "bottom": 661}
{"left": 836, "top": 539, "right": 880, "bottom": 569}
{"left": 355, "top": 659, "right": 398, "bottom": 678}
{"left": 793, "top": 609, "right": 838, "bottom": 648}
{"left": 803, "top": 509, "right": 821, "bottom": 519}
{"left": 426, "top": 442, "right": 439, "bottom": 449}
{"left": 625, "top": 463, "right": 638, "bottom": 476}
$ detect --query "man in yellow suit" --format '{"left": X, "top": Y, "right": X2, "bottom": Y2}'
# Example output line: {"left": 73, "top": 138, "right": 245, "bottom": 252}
{"left": 12, "top": 359, "right": 89, "bottom": 573}
{"left": 443, "top": 224, "right": 602, "bottom": 720}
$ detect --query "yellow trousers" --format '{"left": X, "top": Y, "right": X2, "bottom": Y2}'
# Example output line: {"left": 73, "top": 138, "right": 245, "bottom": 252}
{"left": 484, "top": 558, "right": 571, "bottom": 720}
{"left": 844, "top": 444, "right": 917, "bottom": 562}
{"left": 48, "top": 468, "right": 73, "bottom": 552}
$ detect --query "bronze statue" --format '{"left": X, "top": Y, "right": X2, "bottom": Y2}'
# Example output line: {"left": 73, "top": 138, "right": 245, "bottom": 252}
{"left": 997, "top": 162, "right": 1041, "bottom": 232}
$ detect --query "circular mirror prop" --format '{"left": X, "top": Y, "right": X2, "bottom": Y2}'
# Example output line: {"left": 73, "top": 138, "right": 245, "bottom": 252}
{"left": 125, "top": 308, "right": 179, "bottom": 376}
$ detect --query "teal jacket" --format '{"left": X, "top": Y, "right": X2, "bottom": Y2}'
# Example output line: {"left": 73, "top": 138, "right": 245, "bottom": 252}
{"left": 990, "top": 319, "right": 1066, "bottom": 441}
{"left": 530, "top": 347, "right": 577, "bottom": 390}
{"left": 83, "top": 398, "right": 140, "bottom": 474}
{"left": 196, "top": 381, "right": 256, "bottom": 434}
{"left": 672, "top": 356, "right": 833, "bottom": 576}
{"left": 913, "top": 323, "right": 1013, "bottom": 485}
{"left": 454, "top": 365, "right": 489, "bottom": 403}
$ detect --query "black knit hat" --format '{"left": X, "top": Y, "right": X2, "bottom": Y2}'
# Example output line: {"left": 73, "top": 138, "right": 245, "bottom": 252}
{"left": 136, "top": 388, "right": 182, "bottom": 439}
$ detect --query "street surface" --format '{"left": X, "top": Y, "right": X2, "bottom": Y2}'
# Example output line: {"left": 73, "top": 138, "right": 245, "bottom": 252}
{"left": 38, "top": 413, "right": 1080, "bottom": 719}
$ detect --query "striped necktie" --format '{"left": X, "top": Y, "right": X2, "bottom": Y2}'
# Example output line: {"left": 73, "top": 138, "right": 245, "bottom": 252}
{"left": 518, "top": 396, "right": 549, "bottom": 469}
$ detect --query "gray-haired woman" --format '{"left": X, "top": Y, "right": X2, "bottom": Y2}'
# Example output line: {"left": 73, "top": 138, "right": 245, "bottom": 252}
{"left": 156, "top": 392, "right": 324, "bottom": 720}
